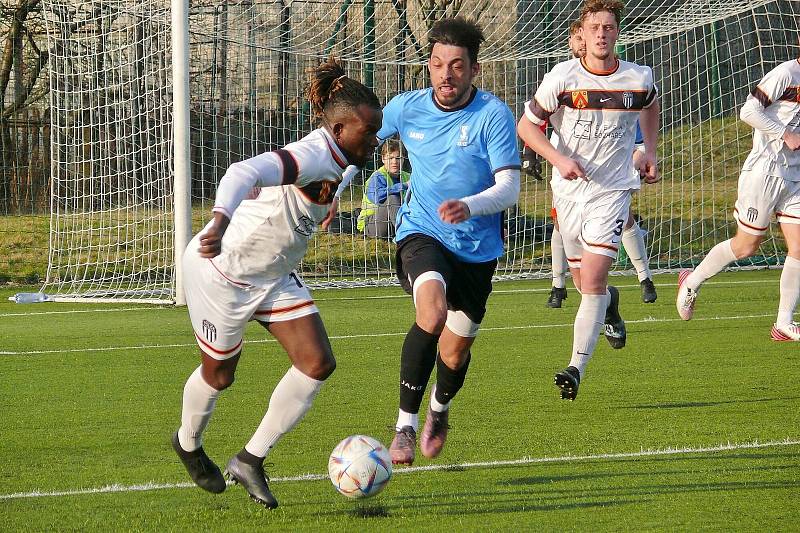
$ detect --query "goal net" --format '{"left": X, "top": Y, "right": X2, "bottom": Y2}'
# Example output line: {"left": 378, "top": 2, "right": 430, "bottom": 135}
{"left": 39, "top": 0, "right": 799, "bottom": 301}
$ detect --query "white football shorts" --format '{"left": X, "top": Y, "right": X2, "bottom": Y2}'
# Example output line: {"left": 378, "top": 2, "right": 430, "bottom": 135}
{"left": 734, "top": 170, "right": 800, "bottom": 235}
{"left": 553, "top": 189, "right": 632, "bottom": 266}
{"left": 182, "top": 244, "right": 318, "bottom": 360}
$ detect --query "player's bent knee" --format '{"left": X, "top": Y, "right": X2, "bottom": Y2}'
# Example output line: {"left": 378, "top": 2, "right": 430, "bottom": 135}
{"left": 205, "top": 369, "right": 235, "bottom": 390}
{"left": 299, "top": 354, "right": 336, "bottom": 381}
{"left": 445, "top": 310, "right": 480, "bottom": 338}
{"left": 416, "top": 309, "right": 447, "bottom": 335}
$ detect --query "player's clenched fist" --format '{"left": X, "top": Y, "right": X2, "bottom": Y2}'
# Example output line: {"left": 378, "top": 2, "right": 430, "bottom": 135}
{"left": 198, "top": 213, "right": 230, "bottom": 258}
{"left": 438, "top": 199, "right": 471, "bottom": 224}
{"left": 554, "top": 156, "right": 588, "bottom": 181}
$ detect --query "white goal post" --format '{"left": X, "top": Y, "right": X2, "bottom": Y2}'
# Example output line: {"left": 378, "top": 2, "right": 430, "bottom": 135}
{"left": 37, "top": 0, "right": 799, "bottom": 302}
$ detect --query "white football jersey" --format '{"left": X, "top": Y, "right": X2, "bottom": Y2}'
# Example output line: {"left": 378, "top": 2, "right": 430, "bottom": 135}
{"left": 741, "top": 59, "right": 800, "bottom": 180}
{"left": 526, "top": 57, "right": 657, "bottom": 201}
{"left": 206, "top": 128, "right": 349, "bottom": 285}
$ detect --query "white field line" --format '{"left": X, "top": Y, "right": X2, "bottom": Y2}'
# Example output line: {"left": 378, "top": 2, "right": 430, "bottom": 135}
{"left": 1, "top": 438, "right": 797, "bottom": 501}
{"left": 0, "top": 313, "right": 775, "bottom": 356}
{"left": 0, "top": 277, "right": 778, "bottom": 318}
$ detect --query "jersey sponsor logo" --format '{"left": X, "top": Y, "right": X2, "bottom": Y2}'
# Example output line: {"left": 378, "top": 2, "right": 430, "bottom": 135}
{"left": 623, "top": 91, "right": 634, "bottom": 109}
{"left": 746, "top": 207, "right": 759, "bottom": 223}
{"left": 294, "top": 215, "right": 315, "bottom": 237}
{"left": 408, "top": 131, "right": 425, "bottom": 140}
{"left": 573, "top": 119, "right": 593, "bottom": 139}
{"left": 202, "top": 319, "right": 217, "bottom": 343}
{"left": 593, "top": 123, "right": 626, "bottom": 139}
{"left": 572, "top": 90, "right": 589, "bottom": 109}
{"left": 457, "top": 124, "right": 470, "bottom": 146}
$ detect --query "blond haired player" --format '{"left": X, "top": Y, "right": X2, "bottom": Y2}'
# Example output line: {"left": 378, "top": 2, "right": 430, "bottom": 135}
{"left": 547, "top": 19, "right": 657, "bottom": 308}
{"left": 518, "top": 0, "right": 660, "bottom": 400}
{"left": 677, "top": 46, "right": 800, "bottom": 341}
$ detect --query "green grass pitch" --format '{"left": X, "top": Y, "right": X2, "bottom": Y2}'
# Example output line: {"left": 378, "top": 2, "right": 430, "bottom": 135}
{"left": 1, "top": 270, "right": 799, "bottom": 531}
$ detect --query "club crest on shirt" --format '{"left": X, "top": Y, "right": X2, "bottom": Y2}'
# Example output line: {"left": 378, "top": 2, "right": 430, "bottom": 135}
{"left": 457, "top": 124, "right": 470, "bottom": 146}
{"left": 572, "top": 90, "right": 589, "bottom": 109}
{"left": 746, "top": 207, "right": 758, "bottom": 223}
{"left": 623, "top": 91, "right": 634, "bottom": 109}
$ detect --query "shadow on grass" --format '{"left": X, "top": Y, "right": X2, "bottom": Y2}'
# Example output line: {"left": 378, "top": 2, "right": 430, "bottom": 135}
{"left": 349, "top": 503, "right": 390, "bottom": 517}
{"left": 620, "top": 395, "right": 800, "bottom": 409}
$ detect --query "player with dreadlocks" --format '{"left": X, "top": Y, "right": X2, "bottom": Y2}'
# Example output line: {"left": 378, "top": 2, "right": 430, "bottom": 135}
{"left": 171, "top": 57, "right": 381, "bottom": 509}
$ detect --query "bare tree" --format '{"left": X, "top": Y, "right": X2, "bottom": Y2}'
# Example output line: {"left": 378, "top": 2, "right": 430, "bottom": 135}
{"left": 0, "top": 0, "right": 49, "bottom": 213}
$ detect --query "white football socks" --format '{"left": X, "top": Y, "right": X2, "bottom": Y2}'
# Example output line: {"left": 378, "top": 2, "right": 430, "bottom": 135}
{"left": 622, "top": 222, "right": 651, "bottom": 282}
{"left": 429, "top": 385, "right": 450, "bottom": 413}
{"left": 396, "top": 410, "right": 419, "bottom": 432}
{"left": 551, "top": 226, "right": 567, "bottom": 289}
{"left": 178, "top": 366, "right": 220, "bottom": 452}
{"left": 686, "top": 239, "right": 737, "bottom": 291}
{"left": 568, "top": 291, "right": 609, "bottom": 377}
{"left": 777, "top": 255, "right": 800, "bottom": 326}
{"left": 245, "top": 365, "right": 325, "bottom": 458}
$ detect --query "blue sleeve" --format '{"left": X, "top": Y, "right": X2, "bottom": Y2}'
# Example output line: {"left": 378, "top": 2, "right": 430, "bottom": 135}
{"left": 635, "top": 121, "right": 643, "bottom": 144}
{"left": 387, "top": 181, "right": 405, "bottom": 195}
{"left": 377, "top": 94, "right": 402, "bottom": 143}
{"left": 366, "top": 171, "right": 389, "bottom": 204}
{"left": 486, "top": 102, "right": 522, "bottom": 173}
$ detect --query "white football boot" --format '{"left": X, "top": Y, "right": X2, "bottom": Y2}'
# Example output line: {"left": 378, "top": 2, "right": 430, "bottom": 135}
{"left": 676, "top": 269, "right": 698, "bottom": 321}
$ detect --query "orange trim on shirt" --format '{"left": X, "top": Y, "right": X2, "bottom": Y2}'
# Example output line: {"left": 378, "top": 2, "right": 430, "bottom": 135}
{"left": 254, "top": 300, "right": 316, "bottom": 316}
{"left": 585, "top": 241, "right": 620, "bottom": 252}
{"left": 580, "top": 57, "right": 620, "bottom": 76}
{"left": 734, "top": 207, "right": 770, "bottom": 231}
{"left": 195, "top": 333, "right": 242, "bottom": 356}
{"left": 209, "top": 260, "right": 251, "bottom": 287}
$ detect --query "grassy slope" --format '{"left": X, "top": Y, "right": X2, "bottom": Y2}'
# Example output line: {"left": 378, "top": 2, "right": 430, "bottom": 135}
{"left": 1, "top": 271, "right": 798, "bottom": 530}
{"left": 1, "top": 116, "right": 773, "bottom": 282}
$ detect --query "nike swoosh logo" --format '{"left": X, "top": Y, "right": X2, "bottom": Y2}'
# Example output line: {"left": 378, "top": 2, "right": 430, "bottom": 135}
{"left": 600, "top": 97, "right": 612, "bottom": 102}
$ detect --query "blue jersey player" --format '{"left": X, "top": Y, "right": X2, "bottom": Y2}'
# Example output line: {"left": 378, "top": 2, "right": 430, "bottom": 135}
{"left": 378, "top": 17, "right": 521, "bottom": 465}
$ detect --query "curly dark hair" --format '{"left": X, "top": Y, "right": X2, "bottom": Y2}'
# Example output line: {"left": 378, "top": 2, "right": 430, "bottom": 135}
{"left": 305, "top": 57, "right": 381, "bottom": 123}
{"left": 428, "top": 17, "right": 485, "bottom": 65}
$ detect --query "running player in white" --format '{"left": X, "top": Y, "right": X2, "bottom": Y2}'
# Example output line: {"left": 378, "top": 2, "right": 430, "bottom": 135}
{"left": 547, "top": 19, "right": 657, "bottom": 308}
{"left": 677, "top": 48, "right": 800, "bottom": 341}
{"left": 518, "top": 0, "right": 660, "bottom": 400}
{"left": 171, "top": 58, "right": 381, "bottom": 508}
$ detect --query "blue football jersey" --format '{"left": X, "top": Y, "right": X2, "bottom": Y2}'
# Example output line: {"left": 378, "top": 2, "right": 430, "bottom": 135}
{"left": 378, "top": 87, "right": 520, "bottom": 262}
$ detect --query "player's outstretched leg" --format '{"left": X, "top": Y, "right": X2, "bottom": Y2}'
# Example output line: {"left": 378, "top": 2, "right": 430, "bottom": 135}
{"left": 554, "top": 366, "right": 580, "bottom": 401}
{"left": 389, "top": 425, "right": 417, "bottom": 465}
{"left": 604, "top": 286, "right": 626, "bottom": 349}
{"left": 546, "top": 287, "right": 568, "bottom": 308}
{"left": 224, "top": 451, "right": 278, "bottom": 509}
{"left": 676, "top": 269, "right": 699, "bottom": 320}
{"left": 172, "top": 431, "right": 226, "bottom": 494}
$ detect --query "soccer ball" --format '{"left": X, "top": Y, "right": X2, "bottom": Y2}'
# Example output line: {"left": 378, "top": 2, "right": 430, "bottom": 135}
{"left": 328, "top": 435, "right": 392, "bottom": 499}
